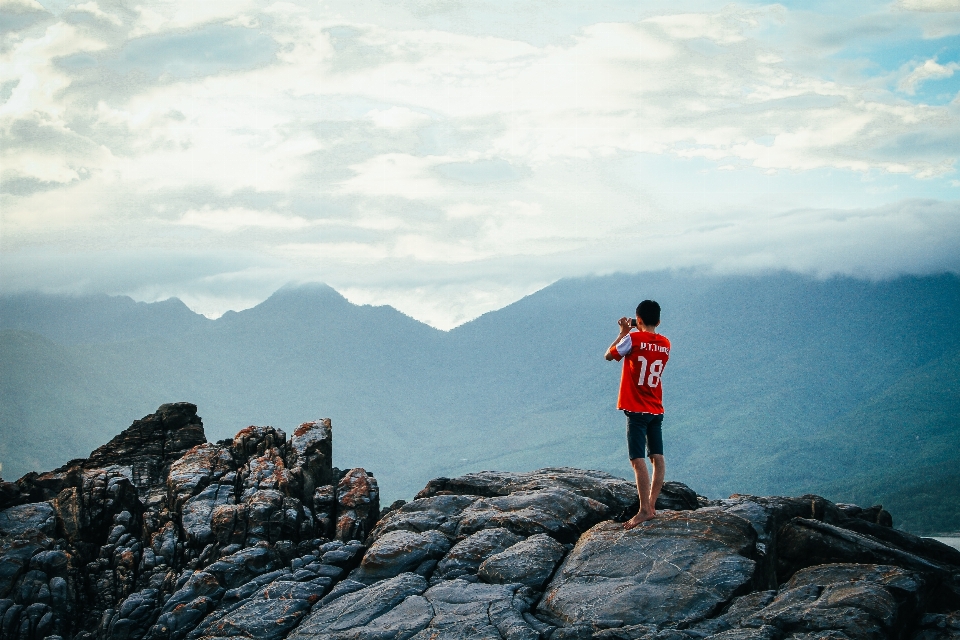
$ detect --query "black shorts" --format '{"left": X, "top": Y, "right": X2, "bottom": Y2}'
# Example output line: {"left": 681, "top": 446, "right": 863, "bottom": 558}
{"left": 625, "top": 411, "right": 664, "bottom": 460}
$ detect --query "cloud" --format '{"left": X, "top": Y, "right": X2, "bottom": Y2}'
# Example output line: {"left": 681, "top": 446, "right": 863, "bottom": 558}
{"left": 2, "top": 1, "right": 959, "bottom": 327}
{"left": 898, "top": 58, "right": 959, "bottom": 94}
{"left": 176, "top": 207, "right": 312, "bottom": 232}
{"left": 367, "top": 106, "right": 431, "bottom": 129}
{"left": 896, "top": 0, "right": 960, "bottom": 11}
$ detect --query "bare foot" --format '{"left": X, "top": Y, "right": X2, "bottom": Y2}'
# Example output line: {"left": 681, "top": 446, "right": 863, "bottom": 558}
{"left": 623, "top": 510, "right": 656, "bottom": 529}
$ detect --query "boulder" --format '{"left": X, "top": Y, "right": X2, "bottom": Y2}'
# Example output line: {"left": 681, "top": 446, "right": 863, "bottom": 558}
{"left": 0, "top": 502, "right": 56, "bottom": 537}
{"left": 231, "top": 426, "right": 288, "bottom": 464}
{"left": 287, "top": 420, "right": 334, "bottom": 498}
{"left": 289, "top": 572, "right": 429, "bottom": 637}
{"left": 85, "top": 402, "right": 206, "bottom": 490}
{"left": 912, "top": 611, "right": 960, "bottom": 640}
{"left": 433, "top": 527, "right": 523, "bottom": 581}
{"left": 187, "top": 577, "right": 332, "bottom": 640}
{"left": 288, "top": 573, "right": 543, "bottom": 640}
{"left": 335, "top": 469, "right": 379, "bottom": 542}
{"left": 145, "top": 571, "right": 224, "bottom": 640}
{"left": 656, "top": 480, "right": 700, "bottom": 511}
{"left": 368, "top": 494, "right": 479, "bottom": 541}
{"left": 455, "top": 488, "right": 610, "bottom": 543}
{"left": 742, "top": 563, "right": 928, "bottom": 640}
{"left": 206, "top": 545, "right": 279, "bottom": 589}
{"left": 166, "top": 444, "right": 235, "bottom": 511}
{"left": 836, "top": 503, "right": 893, "bottom": 527}
{"left": 240, "top": 447, "right": 294, "bottom": 500}
{"left": 416, "top": 467, "right": 640, "bottom": 520}
{"left": 777, "top": 518, "right": 952, "bottom": 582}
{"left": 478, "top": 533, "right": 567, "bottom": 590}
{"left": 537, "top": 511, "right": 759, "bottom": 629}
{"left": 101, "top": 588, "right": 161, "bottom": 640}
{"left": 835, "top": 518, "right": 960, "bottom": 569}
{"left": 349, "top": 530, "right": 451, "bottom": 584}
{"left": 181, "top": 483, "right": 235, "bottom": 547}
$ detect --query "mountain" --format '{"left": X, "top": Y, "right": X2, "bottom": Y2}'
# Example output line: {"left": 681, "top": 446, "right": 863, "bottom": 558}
{"left": 1, "top": 403, "right": 957, "bottom": 640}
{"left": 1, "top": 272, "right": 959, "bottom": 533}
{"left": 0, "top": 292, "right": 208, "bottom": 344}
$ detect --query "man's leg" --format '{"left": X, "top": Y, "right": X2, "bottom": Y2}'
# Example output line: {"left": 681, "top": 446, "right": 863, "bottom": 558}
{"left": 649, "top": 454, "right": 665, "bottom": 514}
{"left": 625, "top": 457, "right": 656, "bottom": 528}
{"left": 624, "top": 411, "right": 656, "bottom": 528}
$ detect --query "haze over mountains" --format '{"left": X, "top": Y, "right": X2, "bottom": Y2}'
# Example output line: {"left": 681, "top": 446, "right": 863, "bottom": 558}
{"left": 2, "top": 271, "right": 958, "bottom": 533}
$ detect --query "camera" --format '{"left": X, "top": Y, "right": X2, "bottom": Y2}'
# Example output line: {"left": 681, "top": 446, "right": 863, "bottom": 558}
{"left": 630, "top": 318, "right": 637, "bottom": 328}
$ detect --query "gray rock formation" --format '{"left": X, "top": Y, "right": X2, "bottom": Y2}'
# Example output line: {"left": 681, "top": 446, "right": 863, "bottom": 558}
{"left": 1, "top": 403, "right": 958, "bottom": 640}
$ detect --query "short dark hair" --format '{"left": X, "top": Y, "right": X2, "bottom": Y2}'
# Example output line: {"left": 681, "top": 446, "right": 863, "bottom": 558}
{"left": 636, "top": 300, "right": 661, "bottom": 326}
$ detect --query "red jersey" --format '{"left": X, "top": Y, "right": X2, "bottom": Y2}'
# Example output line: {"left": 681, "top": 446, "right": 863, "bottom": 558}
{"left": 608, "top": 330, "right": 671, "bottom": 414}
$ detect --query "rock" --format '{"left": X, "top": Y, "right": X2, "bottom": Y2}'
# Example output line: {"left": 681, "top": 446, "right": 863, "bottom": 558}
{"left": 288, "top": 573, "right": 542, "bottom": 640}
{"left": 913, "top": 611, "right": 960, "bottom": 640}
{"left": 85, "top": 403, "right": 206, "bottom": 489}
{"left": 656, "top": 480, "right": 700, "bottom": 511}
{"left": 689, "top": 590, "right": 779, "bottom": 636}
{"left": 456, "top": 488, "right": 610, "bottom": 543}
{"left": 102, "top": 589, "right": 161, "bottom": 640}
{"left": 416, "top": 467, "right": 640, "bottom": 521}
{"left": 714, "top": 495, "right": 856, "bottom": 589}
{"left": 478, "top": 533, "right": 567, "bottom": 590}
{"left": 187, "top": 577, "right": 331, "bottom": 640}
{"left": 145, "top": 571, "right": 224, "bottom": 640}
{"left": 742, "top": 563, "right": 928, "bottom": 640}
{"left": 777, "top": 518, "right": 952, "bottom": 582}
{"left": 349, "top": 530, "right": 452, "bottom": 584}
{"left": 433, "top": 527, "right": 523, "bottom": 581}
{"left": 835, "top": 503, "right": 893, "bottom": 528}
{"left": 289, "top": 572, "right": 429, "bottom": 637}
{"left": 0, "top": 482, "right": 20, "bottom": 511}
{"left": 231, "top": 426, "right": 287, "bottom": 464}
{"left": 335, "top": 469, "right": 379, "bottom": 542}
{"left": 287, "top": 420, "right": 333, "bottom": 499}
{"left": 1, "top": 402, "right": 955, "bottom": 640}
{"left": 0, "top": 535, "right": 49, "bottom": 599}
{"left": 413, "top": 578, "right": 540, "bottom": 639}
{"left": 0, "top": 502, "right": 56, "bottom": 537}
{"left": 181, "top": 484, "right": 235, "bottom": 547}
{"left": 537, "top": 511, "right": 759, "bottom": 630}
{"left": 206, "top": 545, "right": 279, "bottom": 589}
{"left": 835, "top": 517, "right": 960, "bottom": 569}
{"left": 368, "top": 494, "right": 479, "bottom": 541}
{"left": 312, "top": 485, "right": 336, "bottom": 539}
{"left": 166, "top": 444, "right": 235, "bottom": 511}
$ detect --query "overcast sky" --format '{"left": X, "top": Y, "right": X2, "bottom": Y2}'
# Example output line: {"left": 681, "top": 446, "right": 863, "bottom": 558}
{"left": 2, "top": 0, "right": 959, "bottom": 328}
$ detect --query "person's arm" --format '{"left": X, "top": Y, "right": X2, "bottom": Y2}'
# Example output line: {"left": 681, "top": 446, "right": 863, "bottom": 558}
{"left": 604, "top": 317, "right": 633, "bottom": 361}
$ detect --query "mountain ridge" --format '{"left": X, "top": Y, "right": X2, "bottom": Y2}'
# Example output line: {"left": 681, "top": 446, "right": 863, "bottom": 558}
{"left": 2, "top": 271, "right": 958, "bottom": 533}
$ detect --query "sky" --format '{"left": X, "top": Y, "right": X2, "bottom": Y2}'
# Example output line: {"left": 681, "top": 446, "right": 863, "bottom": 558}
{"left": 1, "top": 0, "right": 959, "bottom": 329}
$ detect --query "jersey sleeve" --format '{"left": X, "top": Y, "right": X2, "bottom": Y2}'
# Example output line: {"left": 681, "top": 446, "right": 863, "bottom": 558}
{"left": 608, "top": 334, "right": 632, "bottom": 361}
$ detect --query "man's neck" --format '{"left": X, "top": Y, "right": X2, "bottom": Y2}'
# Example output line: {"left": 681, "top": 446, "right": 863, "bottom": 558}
{"left": 636, "top": 323, "right": 657, "bottom": 334}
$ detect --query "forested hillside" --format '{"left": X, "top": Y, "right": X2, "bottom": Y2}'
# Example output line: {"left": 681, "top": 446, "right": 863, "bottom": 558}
{"left": 2, "top": 272, "right": 958, "bottom": 532}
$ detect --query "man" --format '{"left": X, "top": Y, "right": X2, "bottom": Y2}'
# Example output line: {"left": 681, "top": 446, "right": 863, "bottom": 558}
{"left": 605, "top": 300, "right": 670, "bottom": 529}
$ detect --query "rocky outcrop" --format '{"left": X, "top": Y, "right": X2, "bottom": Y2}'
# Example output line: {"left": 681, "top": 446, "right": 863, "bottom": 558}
{"left": 0, "top": 405, "right": 375, "bottom": 640}
{"left": 0, "top": 403, "right": 958, "bottom": 640}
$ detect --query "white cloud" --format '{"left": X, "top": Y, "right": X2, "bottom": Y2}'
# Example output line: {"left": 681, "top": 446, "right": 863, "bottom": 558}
{"left": 176, "top": 207, "right": 312, "bottom": 232}
{"left": 898, "top": 58, "right": 959, "bottom": 94}
{"left": 2, "top": 0, "right": 959, "bottom": 327}
{"left": 71, "top": 2, "right": 124, "bottom": 26}
{"left": 896, "top": 0, "right": 960, "bottom": 11}
{"left": 367, "top": 106, "right": 431, "bottom": 129}
{"left": 0, "top": 0, "right": 45, "bottom": 10}
{"left": 338, "top": 154, "right": 450, "bottom": 199}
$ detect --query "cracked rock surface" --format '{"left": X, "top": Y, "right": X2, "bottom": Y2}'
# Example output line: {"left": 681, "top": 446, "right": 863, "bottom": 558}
{"left": 1, "top": 404, "right": 958, "bottom": 640}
